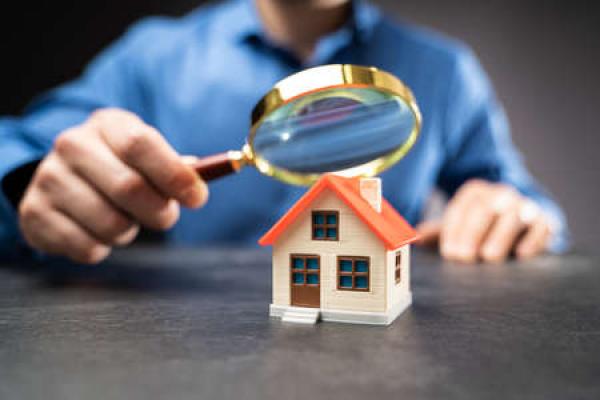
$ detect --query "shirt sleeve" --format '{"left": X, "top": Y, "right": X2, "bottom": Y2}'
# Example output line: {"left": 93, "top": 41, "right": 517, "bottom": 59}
{"left": 0, "top": 18, "right": 163, "bottom": 258}
{"left": 436, "top": 47, "right": 570, "bottom": 253}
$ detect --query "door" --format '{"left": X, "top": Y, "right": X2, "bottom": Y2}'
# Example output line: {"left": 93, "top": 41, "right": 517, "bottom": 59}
{"left": 290, "top": 254, "right": 320, "bottom": 308}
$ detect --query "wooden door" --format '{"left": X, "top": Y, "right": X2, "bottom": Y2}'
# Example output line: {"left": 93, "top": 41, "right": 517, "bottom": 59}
{"left": 290, "top": 254, "right": 320, "bottom": 308}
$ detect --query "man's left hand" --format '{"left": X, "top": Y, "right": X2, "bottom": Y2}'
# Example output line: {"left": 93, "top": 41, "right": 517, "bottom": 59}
{"left": 417, "top": 179, "right": 553, "bottom": 263}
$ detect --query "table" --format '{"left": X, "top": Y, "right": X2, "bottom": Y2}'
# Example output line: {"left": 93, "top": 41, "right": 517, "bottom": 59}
{"left": 1, "top": 247, "right": 598, "bottom": 399}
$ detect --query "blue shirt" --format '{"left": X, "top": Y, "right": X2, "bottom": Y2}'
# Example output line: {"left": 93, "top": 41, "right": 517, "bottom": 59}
{"left": 0, "top": 0, "right": 569, "bottom": 255}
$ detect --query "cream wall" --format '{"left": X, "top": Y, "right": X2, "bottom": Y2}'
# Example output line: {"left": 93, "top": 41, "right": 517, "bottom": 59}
{"left": 271, "top": 191, "right": 389, "bottom": 313}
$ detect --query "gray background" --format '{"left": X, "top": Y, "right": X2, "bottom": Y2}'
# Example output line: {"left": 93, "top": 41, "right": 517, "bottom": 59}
{"left": 1, "top": 0, "right": 598, "bottom": 249}
{"left": 377, "top": 0, "right": 599, "bottom": 250}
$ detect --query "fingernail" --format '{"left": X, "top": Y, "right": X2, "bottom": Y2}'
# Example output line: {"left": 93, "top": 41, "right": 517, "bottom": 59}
{"left": 88, "top": 246, "right": 111, "bottom": 264}
{"left": 482, "top": 246, "right": 501, "bottom": 263}
{"left": 114, "top": 225, "right": 140, "bottom": 246}
{"left": 182, "top": 181, "right": 209, "bottom": 208}
{"left": 156, "top": 200, "right": 180, "bottom": 230}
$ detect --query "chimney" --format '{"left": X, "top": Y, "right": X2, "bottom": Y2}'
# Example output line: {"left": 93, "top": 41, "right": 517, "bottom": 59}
{"left": 359, "top": 178, "right": 382, "bottom": 213}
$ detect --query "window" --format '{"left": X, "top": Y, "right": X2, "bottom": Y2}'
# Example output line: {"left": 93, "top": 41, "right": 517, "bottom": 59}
{"left": 395, "top": 252, "right": 402, "bottom": 284}
{"left": 291, "top": 255, "right": 320, "bottom": 286}
{"left": 337, "top": 256, "right": 370, "bottom": 291}
{"left": 312, "top": 211, "right": 339, "bottom": 241}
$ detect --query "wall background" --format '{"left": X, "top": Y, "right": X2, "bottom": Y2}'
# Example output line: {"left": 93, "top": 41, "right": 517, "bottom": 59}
{"left": 1, "top": 0, "right": 597, "bottom": 249}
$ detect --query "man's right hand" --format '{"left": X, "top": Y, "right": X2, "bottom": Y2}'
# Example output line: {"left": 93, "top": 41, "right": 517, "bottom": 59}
{"left": 18, "top": 108, "right": 208, "bottom": 264}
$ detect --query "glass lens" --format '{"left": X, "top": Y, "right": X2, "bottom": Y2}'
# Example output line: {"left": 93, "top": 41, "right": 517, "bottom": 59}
{"left": 252, "top": 87, "right": 416, "bottom": 174}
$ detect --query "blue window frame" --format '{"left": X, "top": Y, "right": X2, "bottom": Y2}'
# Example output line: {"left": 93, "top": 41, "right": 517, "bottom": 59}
{"left": 293, "top": 258, "right": 304, "bottom": 269}
{"left": 307, "top": 258, "right": 319, "bottom": 270}
{"left": 339, "top": 259, "right": 353, "bottom": 272}
{"left": 293, "top": 273, "right": 305, "bottom": 284}
{"left": 339, "top": 275, "right": 353, "bottom": 289}
{"left": 337, "top": 256, "right": 370, "bottom": 291}
{"left": 312, "top": 211, "right": 339, "bottom": 241}
{"left": 291, "top": 255, "right": 320, "bottom": 286}
{"left": 355, "top": 260, "right": 368, "bottom": 273}
{"left": 355, "top": 276, "right": 368, "bottom": 289}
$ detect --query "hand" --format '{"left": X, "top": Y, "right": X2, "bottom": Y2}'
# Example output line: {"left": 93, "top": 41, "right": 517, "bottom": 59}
{"left": 18, "top": 108, "right": 208, "bottom": 264}
{"left": 416, "top": 179, "right": 553, "bottom": 263}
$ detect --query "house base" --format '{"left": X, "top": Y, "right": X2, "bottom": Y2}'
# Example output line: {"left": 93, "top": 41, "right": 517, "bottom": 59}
{"left": 270, "top": 293, "right": 412, "bottom": 326}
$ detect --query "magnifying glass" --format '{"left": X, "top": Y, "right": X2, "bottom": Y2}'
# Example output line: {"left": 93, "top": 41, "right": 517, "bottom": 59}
{"left": 188, "top": 64, "right": 422, "bottom": 186}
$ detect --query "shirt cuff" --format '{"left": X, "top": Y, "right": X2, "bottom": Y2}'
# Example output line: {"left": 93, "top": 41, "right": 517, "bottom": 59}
{"left": 527, "top": 194, "right": 571, "bottom": 255}
{"left": 0, "top": 139, "right": 45, "bottom": 254}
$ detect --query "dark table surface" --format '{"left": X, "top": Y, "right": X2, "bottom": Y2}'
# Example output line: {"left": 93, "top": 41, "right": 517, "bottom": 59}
{"left": 0, "top": 247, "right": 599, "bottom": 400}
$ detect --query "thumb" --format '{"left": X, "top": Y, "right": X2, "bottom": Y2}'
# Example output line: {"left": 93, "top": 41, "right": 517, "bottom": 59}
{"left": 415, "top": 220, "right": 442, "bottom": 247}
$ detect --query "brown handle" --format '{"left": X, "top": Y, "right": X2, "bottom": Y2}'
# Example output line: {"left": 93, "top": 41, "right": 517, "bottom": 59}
{"left": 186, "top": 152, "right": 244, "bottom": 182}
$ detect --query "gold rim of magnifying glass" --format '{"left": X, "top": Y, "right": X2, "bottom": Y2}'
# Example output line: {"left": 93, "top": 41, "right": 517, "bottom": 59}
{"left": 243, "top": 64, "right": 422, "bottom": 186}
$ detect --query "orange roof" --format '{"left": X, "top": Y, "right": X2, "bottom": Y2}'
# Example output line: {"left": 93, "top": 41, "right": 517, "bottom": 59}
{"left": 259, "top": 175, "right": 419, "bottom": 250}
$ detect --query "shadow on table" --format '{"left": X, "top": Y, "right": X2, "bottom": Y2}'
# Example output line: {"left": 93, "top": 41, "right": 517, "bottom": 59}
{"left": 0, "top": 248, "right": 252, "bottom": 295}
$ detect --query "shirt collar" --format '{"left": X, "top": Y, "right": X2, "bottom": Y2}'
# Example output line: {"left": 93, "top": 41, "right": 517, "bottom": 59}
{"left": 226, "top": 0, "right": 381, "bottom": 45}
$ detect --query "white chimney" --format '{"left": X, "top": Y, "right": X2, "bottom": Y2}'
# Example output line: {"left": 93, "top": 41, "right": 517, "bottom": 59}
{"left": 359, "top": 178, "right": 382, "bottom": 213}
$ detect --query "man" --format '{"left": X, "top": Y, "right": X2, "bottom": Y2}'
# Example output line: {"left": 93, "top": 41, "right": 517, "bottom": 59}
{"left": 0, "top": 0, "right": 568, "bottom": 264}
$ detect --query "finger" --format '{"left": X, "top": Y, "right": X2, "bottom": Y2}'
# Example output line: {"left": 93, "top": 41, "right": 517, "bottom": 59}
{"left": 19, "top": 192, "right": 111, "bottom": 264}
{"left": 440, "top": 180, "right": 491, "bottom": 262}
{"left": 440, "top": 195, "right": 471, "bottom": 261}
{"left": 516, "top": 217, "right": 551, "bottom": 260}
{"left": 415, "top": 220, "right": 441, "bottom": 247}
{"left": 35, "top": 154, "right": 140, "bottom": 246}
{"left": 92, "top": 110, "right": 208, "bottom": 208}
{"left": 54, "top": 127, "right": 180, "bottom": 231}
{"left": 480, "top": 208, "right": 526, "bottom": 263}
{"left": 451, "top": 200, "right": 498, "bottom": 263}
{"left": 113, "top": 225, "right": 140, "bottom": 246}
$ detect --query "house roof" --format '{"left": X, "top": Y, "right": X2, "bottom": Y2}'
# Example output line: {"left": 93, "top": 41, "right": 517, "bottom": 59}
{"left": 258, "top": 175, "right": 419, "bottom": 250}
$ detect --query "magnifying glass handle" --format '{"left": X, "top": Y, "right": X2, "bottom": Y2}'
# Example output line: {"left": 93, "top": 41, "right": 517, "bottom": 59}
{"left": 183, "top": 151, "right": 245, "bottom": 182}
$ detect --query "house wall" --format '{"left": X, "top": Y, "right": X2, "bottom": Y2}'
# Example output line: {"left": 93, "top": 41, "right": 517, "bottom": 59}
{"left": 272, "top": 192, "right": 388, "bottom": 313}
{"left": 386, "top": 245, "right": 412, "bottom": 312}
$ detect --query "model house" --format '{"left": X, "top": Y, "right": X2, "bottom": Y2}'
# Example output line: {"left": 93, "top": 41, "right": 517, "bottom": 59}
{"left": 259, "top": 175, "right": 419, "bottom": 325}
